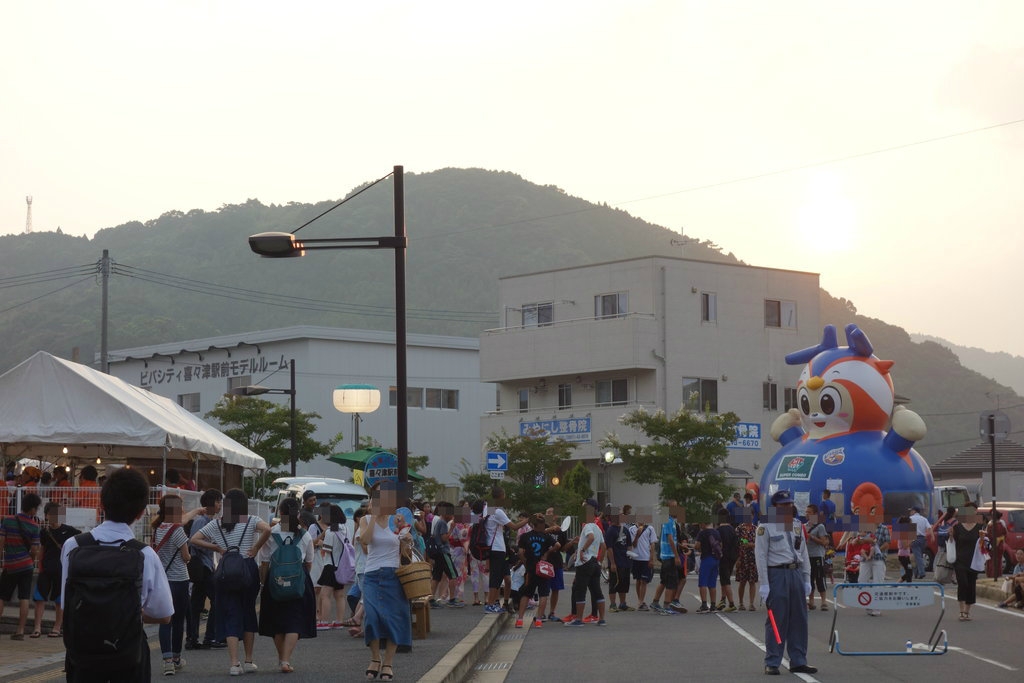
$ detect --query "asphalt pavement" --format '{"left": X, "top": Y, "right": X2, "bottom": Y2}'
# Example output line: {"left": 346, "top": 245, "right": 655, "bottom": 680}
{"left": 473, "top": 582, "right": 1024, "bottom": 683}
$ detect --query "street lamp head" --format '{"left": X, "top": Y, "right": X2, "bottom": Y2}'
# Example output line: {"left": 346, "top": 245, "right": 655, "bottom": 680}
{"left": 603, "top": 450, "right": 616, "bottom": 464}
{"left": 333, "top": 384, "right": 381, "bottom": 414}
{"left": 248, "top": 232, "right": 305, "bottom": 258}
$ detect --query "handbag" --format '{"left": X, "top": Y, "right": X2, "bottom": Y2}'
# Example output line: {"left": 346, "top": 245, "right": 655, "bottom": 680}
{"left": 970, "top": 539, "right": 987, "bottom": 573}
{"left": 535, "top": 560, "right": 555, "bottom": 578}
{"left": 945, "top": 537, "right": 956, "bottom": 565}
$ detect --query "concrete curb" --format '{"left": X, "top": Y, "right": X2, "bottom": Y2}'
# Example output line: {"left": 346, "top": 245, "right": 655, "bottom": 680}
{"left": 417, "top": 611, "right": 509, "bottom": 683}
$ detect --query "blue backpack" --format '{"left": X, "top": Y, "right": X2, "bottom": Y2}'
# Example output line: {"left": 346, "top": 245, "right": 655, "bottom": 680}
{"left": 268, "top": 530, "right": 306, "bottom": 601}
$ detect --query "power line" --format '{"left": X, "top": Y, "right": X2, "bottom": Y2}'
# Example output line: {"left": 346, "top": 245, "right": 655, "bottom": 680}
{"left": 111, "top": 268, "right": 496, "bottom": 323}
{"left": 415, "top": 114, "right": 1024, "bottom": 243}
{"left": 113, "top": 263, "right": 496, "bottom": 317}
{"left": 0, "top": 276, "right": 94, "bottom": 315}
{"left": 0, "top": 269, "right": 99, "bottom": 291}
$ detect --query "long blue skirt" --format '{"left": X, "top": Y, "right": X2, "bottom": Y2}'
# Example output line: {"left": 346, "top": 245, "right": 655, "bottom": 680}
{"left": 362, "top": 567, "right": 412, "bottom": 647}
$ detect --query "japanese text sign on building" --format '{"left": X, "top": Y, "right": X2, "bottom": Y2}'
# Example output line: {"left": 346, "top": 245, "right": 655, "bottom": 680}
{"left": 138, "top": 354, "right": 289, "bottom": 386}
{"left": 838, "top": 584, "right": 935, "bottom": 610}
{"left": 729, "top": 422, "right": 762, "bottom": 450}
{"left": 520, "top": 417, "right": 591, "bottom": 443}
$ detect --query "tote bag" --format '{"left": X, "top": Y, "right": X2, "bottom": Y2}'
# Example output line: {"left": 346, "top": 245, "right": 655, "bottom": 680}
{"left": 945, "top": 537, "right": 957, "bottom": 565}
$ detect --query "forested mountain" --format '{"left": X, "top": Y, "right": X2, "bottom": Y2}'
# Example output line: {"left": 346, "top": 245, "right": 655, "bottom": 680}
{"left": 1, "top": 168, "right": 1018, "bottom": 466}
{"left": 910, "top": 333, "right": 1024, "bottom": 399}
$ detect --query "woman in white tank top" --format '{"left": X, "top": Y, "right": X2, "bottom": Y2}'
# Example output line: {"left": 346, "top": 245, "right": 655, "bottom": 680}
{"left": 356, "top": 486, "right": 412, "bottom": 681}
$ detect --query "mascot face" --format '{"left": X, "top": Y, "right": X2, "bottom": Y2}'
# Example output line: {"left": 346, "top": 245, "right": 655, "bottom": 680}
{"left": 788, "top": 324, "right": 895, "bottom": 441}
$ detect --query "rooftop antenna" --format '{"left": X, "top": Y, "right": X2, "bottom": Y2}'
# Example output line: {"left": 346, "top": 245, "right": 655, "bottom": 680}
{"left": 25, "top": 195, "right": 33, "bottom": 233}
{"left": 670, "top": 229, "right": 697, "bottom": 258}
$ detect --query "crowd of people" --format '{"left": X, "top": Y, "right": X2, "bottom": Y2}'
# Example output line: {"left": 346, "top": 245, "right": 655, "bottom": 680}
{"left": 4, "top": 467, "right": 1024, "bottom": 679}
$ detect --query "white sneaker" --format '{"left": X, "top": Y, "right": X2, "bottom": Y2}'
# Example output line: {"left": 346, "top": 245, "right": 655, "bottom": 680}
{"left": 243, "top": 662, "right": 258, "bottom": 674}
{"left": 229, "top": 664, "right": 243, "bottom": 676}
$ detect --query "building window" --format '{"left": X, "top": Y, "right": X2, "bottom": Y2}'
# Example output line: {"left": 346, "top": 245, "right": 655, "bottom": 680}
{"left": 558, "top": 383, "right": 572, "bottom": 409}
{"left": 594, "top": 292, "right": 628, "bottom": 319}
{"left": 683, "top": 377, "right": 718, "bottom": 413}
{"left": 426, "top": 388, "right": 442, "bottom": 409}
{"left": 762, "top": 382, "right": 778, "bottom": 411}
{"left": 496, "top": 387, "right": 501, "bottom": 411}
{"left": 226, "top": 375, "right": 252, "bottom": 393}
{"left": 177, "top": 393, "right": 200, "bottom": 413}
{"left": 442, "top": 389, "right": 459, "bottom": 410}
{"left": 765, "top": 299, "right": 797, "bottom": 329}
{"left": 522, "top": 302, "right": 553, "bottom": 327}
{"left": 701, "top": 292, "right": 717, "bottom": 323}
{"left": 518, "top": 388, "right": 530, "bottom": 413}
{"left": 595, "top": 378, "right": 628, "bottom": 407}
{"left": 388, "top": 386, "right": 424, "bottom": 408}
{"left": 784, "top": 387, "right": 798, "bottom": 412}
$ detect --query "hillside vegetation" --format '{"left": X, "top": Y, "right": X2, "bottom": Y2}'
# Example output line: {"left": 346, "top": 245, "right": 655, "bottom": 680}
{"left": 1, "top": 168, "right": 1018, "bottom": 465}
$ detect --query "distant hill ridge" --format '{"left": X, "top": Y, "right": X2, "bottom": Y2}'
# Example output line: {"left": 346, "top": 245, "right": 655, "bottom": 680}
{"left": 910, "top": 333, "right": 1024, "bottom": 399}
{"left": 1, "top": 167, "right": 1020, "bottom": 465}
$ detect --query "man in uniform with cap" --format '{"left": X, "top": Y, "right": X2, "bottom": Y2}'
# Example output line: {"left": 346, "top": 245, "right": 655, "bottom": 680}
{"left": 754, "top": 490, "right": 816, "bottom": 675}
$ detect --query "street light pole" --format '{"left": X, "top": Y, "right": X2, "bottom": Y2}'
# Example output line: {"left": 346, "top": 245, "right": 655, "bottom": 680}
{"left": 247, "top": 165, "right": 408, "bottom": 483}
{"left": 393, "top": 166, "right": 408, "bottom": 485}
{"left": 290, "top": 358, "right": 297, "bottom": 477}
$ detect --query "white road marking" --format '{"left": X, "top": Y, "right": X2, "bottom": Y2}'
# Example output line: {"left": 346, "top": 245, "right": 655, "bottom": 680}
{"left": 913, "top": 643, "right": 1017, "bottom": 671}
{"left": 933, "top": 590, "right": 1024, "bottom": 619}
{"left": 717, "top": 613, "right": 821, "bottom": 682}
{"left": 688, "top": 592, "right": 821, "bottom": 683}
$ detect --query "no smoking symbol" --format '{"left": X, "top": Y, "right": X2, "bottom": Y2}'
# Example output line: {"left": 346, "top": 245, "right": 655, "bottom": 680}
{"left": 857, "top": 591, "right": 872, "bottom": 606}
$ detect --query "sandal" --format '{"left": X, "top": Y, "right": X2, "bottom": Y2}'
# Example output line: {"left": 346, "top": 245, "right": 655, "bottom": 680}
{"left": 366, "top": 659, "right": 381, "bottom": 679}
{"left": 350, "top": 627, "right": 364, "bottom": 638}
{"left": 341, "top": 619, "right": 358, "bottom": 627}
{"left": 48, "top": 630, "right": 62, "bottom": 638}
{"left": 820, "top": 604, "right": 829, "bottom": 611}
{"left": 958, "top": 612, "right": 968, "bottom": 621}
{"left": 29, "top": 631, "right": 42, "bottom": 639}
{"left": 280, "top": 661, "right": 294, "bottom": 673}
{"left": 380, "top": 664, "right": 394, "bottom": 681}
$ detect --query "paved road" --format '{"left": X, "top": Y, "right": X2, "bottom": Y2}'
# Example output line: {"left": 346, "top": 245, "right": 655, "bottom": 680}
{"left": 0, "top": 600, "right": 483, "bottom": 683}
{"left": 474, "top": 585, "right": 1024, "bottom": 683}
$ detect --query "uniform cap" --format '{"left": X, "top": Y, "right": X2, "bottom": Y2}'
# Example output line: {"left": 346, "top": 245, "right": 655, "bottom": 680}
{"left": 770, "top": 490, "right": 795, "bottom": 506}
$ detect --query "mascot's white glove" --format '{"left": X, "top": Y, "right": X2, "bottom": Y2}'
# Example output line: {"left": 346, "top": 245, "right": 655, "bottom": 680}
{"left": 759, "top": 584, "right": 771, "bottom": 601}
{"left": 805, "top": 582, "right": 812, "bottom": 597}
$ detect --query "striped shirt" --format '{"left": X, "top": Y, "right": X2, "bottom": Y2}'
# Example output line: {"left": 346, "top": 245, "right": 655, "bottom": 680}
{"left": 153, "top": 523, "right": 189, "bottom": 582}
{"left": 198, "top": 517, "right": 257, "bottom": 556}
{"left": 1, "top": 514, "right": 40, "bottom": 573}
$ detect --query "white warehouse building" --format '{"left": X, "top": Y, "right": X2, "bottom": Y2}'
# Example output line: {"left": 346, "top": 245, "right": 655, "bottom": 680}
{"left": 106, "top": 326, "right": 495, "bottom": 486}
{"left": 479, "top": 255, "right": 821, "bottom": 513}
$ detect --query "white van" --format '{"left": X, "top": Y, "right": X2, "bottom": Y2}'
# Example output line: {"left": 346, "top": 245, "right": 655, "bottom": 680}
{"left": 269, "top": 476, "right": 368, "bottom": 537}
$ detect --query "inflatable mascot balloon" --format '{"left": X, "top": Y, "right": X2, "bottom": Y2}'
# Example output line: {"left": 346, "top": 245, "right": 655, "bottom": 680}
{"left": 759, "top": 324, "right": 934, "bottom": 521}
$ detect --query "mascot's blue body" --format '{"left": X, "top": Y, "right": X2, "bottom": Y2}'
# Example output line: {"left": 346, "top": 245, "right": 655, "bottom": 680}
{"left": 760, "top": 324, "right": 934, "bottom": 521}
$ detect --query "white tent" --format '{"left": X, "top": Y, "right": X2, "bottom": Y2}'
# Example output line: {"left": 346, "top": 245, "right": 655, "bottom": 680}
{"left": 0, "top": 351, "right": 266, "bottom": 476}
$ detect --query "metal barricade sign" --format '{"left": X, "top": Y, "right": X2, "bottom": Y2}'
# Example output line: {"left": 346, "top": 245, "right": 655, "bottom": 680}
{"left": 829, "top": 582, "right": 948, "bottom": 656}
{"left": 837, "top": 584, "right": 935, "bottom": 610}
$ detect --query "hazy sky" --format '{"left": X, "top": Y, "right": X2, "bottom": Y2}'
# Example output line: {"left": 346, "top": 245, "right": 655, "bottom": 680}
{"left": 3, "top": 2, "right": 1023, "bottom": 356}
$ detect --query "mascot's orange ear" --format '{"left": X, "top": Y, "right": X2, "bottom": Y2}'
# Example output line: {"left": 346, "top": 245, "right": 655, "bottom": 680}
{"left": 876, "top": 360, "right": 894, "bottom": 374}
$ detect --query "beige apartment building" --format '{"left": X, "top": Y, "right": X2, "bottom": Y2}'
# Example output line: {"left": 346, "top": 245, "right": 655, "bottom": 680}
{"left": 479, "top": 255, "right": 821, "bottom": 513}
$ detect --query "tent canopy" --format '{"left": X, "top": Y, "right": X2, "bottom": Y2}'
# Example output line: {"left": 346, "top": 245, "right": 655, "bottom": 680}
{"left": 0, "top": 351, "right": 266, "bottom": 470}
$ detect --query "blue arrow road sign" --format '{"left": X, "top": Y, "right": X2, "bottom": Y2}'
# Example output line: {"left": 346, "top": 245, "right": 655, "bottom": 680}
{"left": 486, "top": 451, "right": 508, "bottom": 471}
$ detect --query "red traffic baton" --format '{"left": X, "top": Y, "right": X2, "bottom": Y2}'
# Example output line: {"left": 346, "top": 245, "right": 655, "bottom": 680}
{"left": 767, "top": 607, "right": 782, "bottom": 645}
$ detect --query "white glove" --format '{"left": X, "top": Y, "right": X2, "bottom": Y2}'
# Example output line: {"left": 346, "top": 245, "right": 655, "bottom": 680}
{"left": 804, "top": 582, "right": 812, "bottom": 597}
{"left": 759, "top": 584, "right": 771, "bottom": 601}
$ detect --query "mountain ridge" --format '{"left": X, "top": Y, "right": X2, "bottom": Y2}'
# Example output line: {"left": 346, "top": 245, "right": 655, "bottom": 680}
{"left": 1, "top": 167, "right": 1018, "bottom": 468}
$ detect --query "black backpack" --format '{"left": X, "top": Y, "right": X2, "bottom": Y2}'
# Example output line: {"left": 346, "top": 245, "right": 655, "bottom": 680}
{"left": 469, "top": 515, "right": 491, "bottom": 561}
{"left": 63, "top": 533, "right": 146, "bottom": 671}
{"left": 214, "top": 518, "right": 253, "bottom": 593}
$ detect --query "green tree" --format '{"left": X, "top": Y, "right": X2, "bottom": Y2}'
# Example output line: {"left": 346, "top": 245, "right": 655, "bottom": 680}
{"left": 561, "top": 461, "right": 593, "bottom": 512}
{"left": 484, "top": 429, "right": 578, "bottom": 515}
{"left": 206, "top": 396, "right": 342, "bottom": 479}
{"left": 603, "top": 407, "right": 739, "bottom": 519}
{"left": 455, "top": 458, "right": 493, "bottom": 503}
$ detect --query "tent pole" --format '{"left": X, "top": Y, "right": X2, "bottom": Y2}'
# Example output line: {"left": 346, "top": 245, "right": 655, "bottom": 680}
{"left": 193, "top": 455, "right": 199, "bottom": 490}
{"left": 162, "top": 445, "right": 168, "bottom": 490}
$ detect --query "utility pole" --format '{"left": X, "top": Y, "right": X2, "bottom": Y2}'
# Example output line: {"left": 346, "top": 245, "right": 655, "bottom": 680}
{"left": 100, "top": 249, "right": 110, "bottom": 373}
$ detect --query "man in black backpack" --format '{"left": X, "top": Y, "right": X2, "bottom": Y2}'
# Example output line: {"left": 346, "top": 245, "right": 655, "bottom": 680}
{"left": 60, "top": 468, "right": 173, "bottom": 682}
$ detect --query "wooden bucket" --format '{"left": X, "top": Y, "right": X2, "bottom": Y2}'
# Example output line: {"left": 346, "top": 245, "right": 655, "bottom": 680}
{"left": 396, "top": 561, "right": 432, "bottom": 600}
